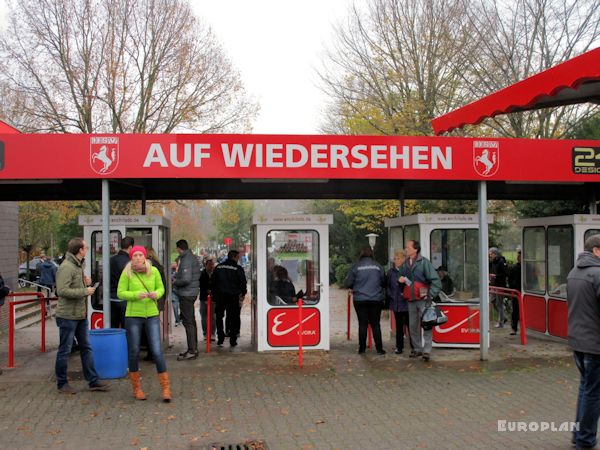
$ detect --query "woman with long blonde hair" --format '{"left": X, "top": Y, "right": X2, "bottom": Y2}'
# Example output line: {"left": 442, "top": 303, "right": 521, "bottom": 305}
{"left": 117, "top": 246, "right": 170, "bottom": 402}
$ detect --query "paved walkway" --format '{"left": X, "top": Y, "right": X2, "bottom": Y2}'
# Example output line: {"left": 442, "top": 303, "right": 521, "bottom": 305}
{"left": 0, "top": 288, "right": 581, "bottom": 449}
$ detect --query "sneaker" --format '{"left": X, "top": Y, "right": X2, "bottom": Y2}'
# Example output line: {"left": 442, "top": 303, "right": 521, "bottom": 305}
{"left": 177, "top": 351, "right": 198, "bottom": 361}
{"left": 89, "top": 381, "right": 110, "bottom": 391}
{"left": 510, "top": 331, "right": 517, "bottom": 335}
{"left": 358, "top": 349, "right": 366, "bottom": 354}
{"left": 58, "top": 384, "right": 77, "bottom": 394}
{"left": 377, "top": 349, "right": 386, "bottom": 355}
{"left": 409, "top": 351, "right": 423, "bottom": 358}
{"left": 494, "top": 323, "right": 504, "bottom": 328}
{"left": 394, "top": 348, "right": 402, "bottom": 355}
{"left": 422, "top": 353, "right": 430, "bottom": 362}
{"left": 217, "top": 337, "right": 224, "bottom": 346}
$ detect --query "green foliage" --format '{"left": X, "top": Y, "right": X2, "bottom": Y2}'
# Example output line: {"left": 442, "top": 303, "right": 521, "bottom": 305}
{"left": 212, "top": 200, "right": 254, "bottom": 248}
{"left": 335, "top": 263, "right": 353, "bottom": 287}
{"left": 513, "top": 200, "right": 588, "bottom": 218}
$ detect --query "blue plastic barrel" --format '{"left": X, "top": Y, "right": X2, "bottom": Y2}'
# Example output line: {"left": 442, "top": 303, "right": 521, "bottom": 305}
{"left": 89, "top": 328, "right": 128, "bottom": 379}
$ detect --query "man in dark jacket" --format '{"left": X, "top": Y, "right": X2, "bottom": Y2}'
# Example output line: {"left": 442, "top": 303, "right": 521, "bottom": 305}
{"left": 345, "top": 247, "right": 386, "bottom": 355}
{"left": 489, "top": 247, "right": 508, "bottom": 328}
{"left": 507, "top": 250, "right": 522, "bottom": 335}
{"left": 567, "top": 235, "right": 600, "bottom": 450}
{"left": 212, "top": 250, "right": 247, "bottom": 347}
{"left": 109, "top": 236, "right": 133, "bottom": 328}
{"left": 173, "top": 239, "right": 201, "bottom": 360}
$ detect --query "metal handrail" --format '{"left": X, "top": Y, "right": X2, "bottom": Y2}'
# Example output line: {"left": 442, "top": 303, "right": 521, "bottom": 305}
{"left": 17, "top": 279, "right": 52, "bottom": 296}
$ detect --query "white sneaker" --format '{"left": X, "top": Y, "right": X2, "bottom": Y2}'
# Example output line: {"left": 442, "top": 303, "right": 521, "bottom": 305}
{"left": 494, "top": 323, "right": 504, "bottom": 328}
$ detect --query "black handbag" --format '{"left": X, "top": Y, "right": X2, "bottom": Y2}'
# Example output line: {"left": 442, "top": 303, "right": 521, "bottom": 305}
{"left": 421, "top": 302, "right": 448, "bottom": 330}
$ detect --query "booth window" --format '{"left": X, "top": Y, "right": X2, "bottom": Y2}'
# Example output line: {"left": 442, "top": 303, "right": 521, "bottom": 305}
{"left": 584, "top": 229, "right": 600, "bottom": 241}
{"left": 430, "top": 228, "right": 479, "bottom": 298}
{"left": 523, "top": 227, "right": 546, "bottom": 293}
{"left": 404, "top": 225, "right": 419, "bottom": 247}
{"left": 90, "top": 230, "right": 122, "bottom": 308}
{"left": 266, "top": 230, "right": 320, "bottom": 306}
{"left": 547, "top": 226, "right": 573, "bottom": 298}
{"left": 389, "top": 227, "right": 403, "bottom": 263}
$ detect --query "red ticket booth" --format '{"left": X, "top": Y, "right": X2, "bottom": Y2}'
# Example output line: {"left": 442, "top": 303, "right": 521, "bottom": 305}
{"left": 518, "top": 214, "right": 600, "bottom": 339}
{"left": 385, "top": 214, "right": 493, "bottom": 348}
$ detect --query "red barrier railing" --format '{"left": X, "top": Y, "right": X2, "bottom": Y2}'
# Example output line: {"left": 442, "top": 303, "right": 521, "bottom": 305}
{"left": 489, "top": 286, "right": 527, "bottom": 345}
{"left": 206, "top": 293, "right": 212, "bottom": 353}
{"left": 298, "top": 298, "right": 303, "bottom": 368}
{"left": 346, "top": 290, "right": 372, "bottom": 349}
{"left": 347, "top": 290, "right": 352, "bottom": 340}
{"left": 7, "top": 292, "right": 48, "bottom": 368}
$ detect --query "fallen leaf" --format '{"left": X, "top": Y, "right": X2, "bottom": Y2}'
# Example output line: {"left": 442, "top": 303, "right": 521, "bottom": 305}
{"left": 315, "top": 420, "right": 325, "bottom": 424}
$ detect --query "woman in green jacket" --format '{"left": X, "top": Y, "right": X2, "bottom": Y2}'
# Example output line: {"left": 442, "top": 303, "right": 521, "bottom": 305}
{"left": 117, "top": 246, "right": 171, "bottom": 402}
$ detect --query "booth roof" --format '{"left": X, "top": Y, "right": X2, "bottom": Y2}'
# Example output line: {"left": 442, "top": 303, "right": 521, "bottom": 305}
{"left": 431, "top": 47, "right": 600, "bottom": 135}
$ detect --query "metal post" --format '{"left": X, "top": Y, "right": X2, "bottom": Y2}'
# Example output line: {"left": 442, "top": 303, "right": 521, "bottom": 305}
{"left": 399, "top": 187, "right": 405, "bottom": 217}
{"left": 478, "top": 181, "right": 489, "bottom": 360}
{"left": 141, "top": 189, "right": 146, "bottom": 215}
{"left": 102, "top": 180, "right": 111, "bottom": 329}
{"left": 591, "top": 191, "right": 597, "bottom": 214}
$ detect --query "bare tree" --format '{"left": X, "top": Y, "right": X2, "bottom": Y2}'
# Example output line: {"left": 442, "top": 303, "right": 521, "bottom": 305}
{"left": 0, "top": 0, "right": 258, "bottom": 133}
{"left": 318, "top": 0, "right": 476, "bottom": 135}
{"left": 459, "top": 0, "right": 600, "bottom": 138}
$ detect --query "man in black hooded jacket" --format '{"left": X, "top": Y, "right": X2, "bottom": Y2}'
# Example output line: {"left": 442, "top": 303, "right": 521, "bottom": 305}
{"left": 567, "top": 234, "right": 600, "bottom": 450}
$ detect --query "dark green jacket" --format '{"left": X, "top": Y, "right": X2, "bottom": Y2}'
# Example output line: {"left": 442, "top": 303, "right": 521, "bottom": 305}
{"left": 56, "top": 253, "right": 88, "bottom": 320}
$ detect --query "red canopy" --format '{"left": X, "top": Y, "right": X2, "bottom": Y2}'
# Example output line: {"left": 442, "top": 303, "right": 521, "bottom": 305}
{"left": 432, "top": 47, "right": 600, "bottom": 135}
{"left": 0, "top": 120, "right": 20, "bottom": 134}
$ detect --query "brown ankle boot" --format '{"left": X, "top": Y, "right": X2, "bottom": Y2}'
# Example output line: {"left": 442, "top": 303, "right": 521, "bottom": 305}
{"left": 158, "top": 372, "right": 172, "bottom": 403}
{"left": 128, "top": 371, "right": 146, "bottom": 400}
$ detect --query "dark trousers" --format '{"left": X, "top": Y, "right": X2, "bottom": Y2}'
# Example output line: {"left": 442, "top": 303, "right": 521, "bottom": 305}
{"left": 216, "top": 294, "right": 241, "bottom": 344}
{"left": 353, "top": 301, "right": 383, "bottom": 352}
{"left": 393, "top": 310, "right": 414, "bottom": 351}
{"left": 179, "top": 295, "right": 198, "bottom": 353}
{"left": 110, "top": 300, "right": 127, "bottom": 328}
{"left": 55, "top": 318, "right": 99, "bottom": 388}
{"left": 573, "top": 351, "right": 600, "bottom": 448}
{"left": 200, "top": 300, "right": 216, "bottom": 337}
{"left": 125, "top": 316, "right": 167, "bottom": 373}
{"left": 511, "top": 297, "right": 520, "bottom": 332}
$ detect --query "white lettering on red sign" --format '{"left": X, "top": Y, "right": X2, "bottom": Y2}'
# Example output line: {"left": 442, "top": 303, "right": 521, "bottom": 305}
{"left": 144, "top": 142, "right": 453, "bottom": 171}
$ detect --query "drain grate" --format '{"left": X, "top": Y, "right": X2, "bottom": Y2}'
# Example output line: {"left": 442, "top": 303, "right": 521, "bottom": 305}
{"left": 205, "top": 441, "right": 267, "bottom": 450}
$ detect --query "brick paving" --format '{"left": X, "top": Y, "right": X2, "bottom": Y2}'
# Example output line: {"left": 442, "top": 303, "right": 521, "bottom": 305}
{"left": 0, "top": 288, "right": 581, "bottom": 449}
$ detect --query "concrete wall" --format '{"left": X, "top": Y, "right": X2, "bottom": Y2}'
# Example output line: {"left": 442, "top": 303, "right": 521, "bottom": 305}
{"left": 0, "top": 202, "right": 18, "bottom": 333}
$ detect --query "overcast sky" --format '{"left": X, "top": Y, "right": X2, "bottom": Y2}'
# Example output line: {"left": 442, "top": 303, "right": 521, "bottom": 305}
{"left": 0, "top": 0, "right": 353, "bottom": 135}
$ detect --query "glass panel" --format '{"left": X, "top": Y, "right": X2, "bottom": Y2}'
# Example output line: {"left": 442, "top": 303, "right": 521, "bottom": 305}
{"left": 389, "top": 227, "right": 403, "bottom": 265}
{"left": 126, "top": 228, "right": 153, "bottom": 251}
{"left": 267, "top": 230, "right": 320, "bottom": 305}
{"left": 90, "top": 230, "right": 122, "bottom": 309}
{"left": 547, "top": 226, "right": 573, "bottom": 298}
{"left": 429, "top": 228, "right": 479, "bottom": 300}
{"left": 523, "top": 227, "right": 546, "bottom": 293}
{"left": 404, "top": 225, "right": 420, "bottom": 247}
{"left": 584, "top": 229, "right": 600, "bottom": 241}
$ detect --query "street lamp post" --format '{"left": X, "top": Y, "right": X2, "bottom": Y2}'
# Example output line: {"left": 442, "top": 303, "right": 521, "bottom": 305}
{"left": 365, "top": 233, "right": 379, "bottom": 250}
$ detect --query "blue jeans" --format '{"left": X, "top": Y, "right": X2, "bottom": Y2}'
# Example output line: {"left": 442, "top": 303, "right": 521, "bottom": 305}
{"left": 125, "top": 316, "right": 167, "bottom": 373}
{"left": 55, "top": 318, "right": 99, "bottom": 388}
{"left": 171, "top": 291, "right": 181, "bottom": 324}
{"left": 573, "top": 351, "right": 600, "bottom": 448}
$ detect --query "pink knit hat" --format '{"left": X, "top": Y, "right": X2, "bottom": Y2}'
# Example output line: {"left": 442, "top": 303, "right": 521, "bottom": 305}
{"left": 129, "top": 246, "right": 147, "bottom": 259}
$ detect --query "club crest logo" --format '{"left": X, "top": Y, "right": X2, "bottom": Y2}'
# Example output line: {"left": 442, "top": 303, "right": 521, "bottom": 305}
{"left": 90, "top": 136, "right": 119, "bottom": 175}
{"left": 473, "top": 141, "right": 499, "bottom": 177}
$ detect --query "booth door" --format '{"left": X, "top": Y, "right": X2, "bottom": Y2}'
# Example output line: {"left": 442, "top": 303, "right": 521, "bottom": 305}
{"left": 89, "top": 229, "right": 122, "bottom": 329}
{"left": 265, "top": 229, "right": 328, "bottom": 349}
